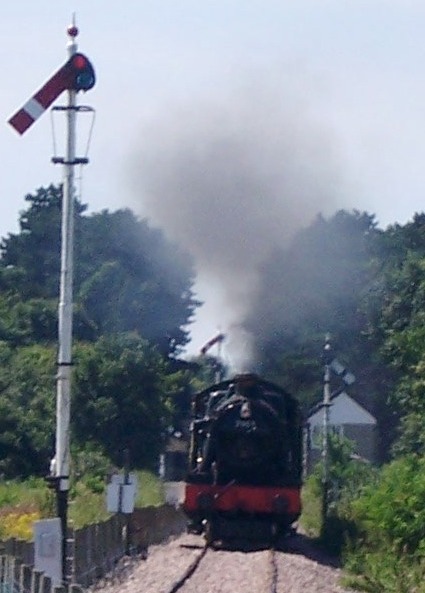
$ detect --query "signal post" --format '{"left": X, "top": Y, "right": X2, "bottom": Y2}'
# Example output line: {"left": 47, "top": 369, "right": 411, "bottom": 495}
{"left": 8, "top": 20, "right": 96, "bottom": 584}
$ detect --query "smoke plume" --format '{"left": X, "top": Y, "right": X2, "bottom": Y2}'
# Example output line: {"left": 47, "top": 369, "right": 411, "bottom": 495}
{"left": 131, "top": 72, "right": 344, "bottom": 369}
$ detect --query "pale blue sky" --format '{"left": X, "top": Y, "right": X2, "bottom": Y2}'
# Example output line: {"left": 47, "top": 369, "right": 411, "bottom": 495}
{"left": 2, "top": 1, "right": 425, "bottom": 354}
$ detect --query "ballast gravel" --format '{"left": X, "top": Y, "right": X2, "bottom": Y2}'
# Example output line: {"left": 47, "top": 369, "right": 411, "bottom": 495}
{"left": 89, "top": 532, "right": 359, "bottom": 593}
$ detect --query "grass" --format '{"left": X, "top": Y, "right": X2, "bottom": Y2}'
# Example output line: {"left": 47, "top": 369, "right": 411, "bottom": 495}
{"left": 0, "top": 470, "right": 165, "bottom": 540}
{"left": 342, "top": 545, "right": 425, "bottom": 593}
{"left": 299, "top": 474, "right": 322, "bottom": 538}
{"left": 134, "top": 470, "right": 165, "bottom": 507}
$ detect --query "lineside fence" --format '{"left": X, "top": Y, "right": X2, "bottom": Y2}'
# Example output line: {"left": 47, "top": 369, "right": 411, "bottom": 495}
{"left": 0, "top": 504, "right": 187, "bottom": 592}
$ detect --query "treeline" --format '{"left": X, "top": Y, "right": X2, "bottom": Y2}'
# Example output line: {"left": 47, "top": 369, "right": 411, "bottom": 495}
{"left": 3, "top": 190, "right": 425, "bottom": 473}
{"left": 0, "top": 184, "right": 203, "bottom": 478}
{"left": 2, "top": 184, "right": 425, "bottom": 587}
{"left": 246, "top": 209, "right": 425, "bottom": 591}
{"left": 246, "top": 209, "right": 425, "bottom": 460}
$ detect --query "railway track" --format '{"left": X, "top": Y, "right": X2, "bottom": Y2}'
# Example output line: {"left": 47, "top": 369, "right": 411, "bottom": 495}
{"left": 163, "top": 537, "right": 281, "bottom": 593}
{"left": 165, "top": 541, "right": 209, "bottom": 593}
{"left": 269, "top": 547, "right": 279, "bottom": 593}
{"left": 93, "top": 530, "right": 351, "bottom": 593}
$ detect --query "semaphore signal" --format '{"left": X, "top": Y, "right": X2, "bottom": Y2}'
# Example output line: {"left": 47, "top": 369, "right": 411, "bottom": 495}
{"left": 200, "top": 332, "right": 226, "bottom": 355}
{"left": 7, "top": 19, "right": 96, "bottom": 585}
{"left": 8, "top": 51, "right": 95, "bottom": 135}
{"left": 321, "top": 334, "right": 355, "bottom": 523}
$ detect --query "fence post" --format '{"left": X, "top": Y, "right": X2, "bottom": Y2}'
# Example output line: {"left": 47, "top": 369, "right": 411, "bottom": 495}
{"left": 31, "top": 569, "right": 43, "bottom": 593}
{"left": 14, "top": 559, "right": 21, "bottom": 593}
{"left": 20, "top": 564, "right": 32, "bottom": 592}
{"left": 0, "top": 555, "right": 6, "bottom": 588}
{"left": 6, "top": 557, "right": 15, "bottom": 592}
{"left": 40, "top": 574, "right": 53, "bottom": 593}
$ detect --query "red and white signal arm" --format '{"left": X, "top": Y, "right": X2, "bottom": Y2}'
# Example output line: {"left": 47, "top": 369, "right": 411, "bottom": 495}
{"left": 8, "top": 53, "right": 95, "bottom": 135}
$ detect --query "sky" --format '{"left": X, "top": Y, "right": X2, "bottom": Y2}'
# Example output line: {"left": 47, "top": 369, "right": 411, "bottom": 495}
{"left": 2, "top": 1, "right": 425, "bottom": 359}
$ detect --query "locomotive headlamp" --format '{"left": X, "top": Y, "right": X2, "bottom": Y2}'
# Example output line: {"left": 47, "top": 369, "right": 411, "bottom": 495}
{"left": 240, "top": 401, "right": 252, "bottom": 419}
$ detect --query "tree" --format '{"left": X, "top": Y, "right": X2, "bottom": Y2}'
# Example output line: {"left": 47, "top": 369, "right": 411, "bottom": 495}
{"left": 362, "top": 218, "right": 425, "bottom": 456}
{"left": 0, "top": 344, "right": 56, "bottom": 477}
{"left": 0, "top": 185, "right": 86, "bottom": 299}
{"left": 76, "top": 208, "right": 199, "bottom": 355}
{"left": 244, "top": 210, "right": 380, "bottom": 404}
{"left": 0, "top": 187, "right": 199, "bottom": 356}
{"left": 71, "top": 333, "right": 174, "bottom": 469}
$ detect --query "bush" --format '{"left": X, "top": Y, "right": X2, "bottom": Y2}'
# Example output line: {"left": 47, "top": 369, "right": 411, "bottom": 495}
{"left": 342, "top": 455, "right": 425, "bottom": 592}
{"left": 350, "top": 455, "right": 425, "bottom": 555}
{"left": 343, "top": 544, "right": 425, "bottom": 593}
{"left": 302, "top": 434, "right": 377, "bottom": 554}
{"left": 300, "top": 473, "right": 322, "bottom": 537}
{"left": 0, "top": 511, "right": 40, "bottom": 540}
{"left": 320, "top": 513, "right": 357, "bottom": 556}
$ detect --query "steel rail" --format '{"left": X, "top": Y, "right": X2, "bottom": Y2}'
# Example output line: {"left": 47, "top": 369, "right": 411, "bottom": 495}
{"left": 165, "top": 543, "right": 209, "bottom": 593}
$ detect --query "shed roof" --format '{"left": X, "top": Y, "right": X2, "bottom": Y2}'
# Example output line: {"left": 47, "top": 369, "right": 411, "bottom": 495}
{"left": 307, "top": 391, "right": 376, "bottom": 426}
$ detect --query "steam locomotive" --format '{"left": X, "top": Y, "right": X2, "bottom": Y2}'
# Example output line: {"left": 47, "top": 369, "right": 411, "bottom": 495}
{"left": 183, "top": 373, "right": 303, "bottom": 543}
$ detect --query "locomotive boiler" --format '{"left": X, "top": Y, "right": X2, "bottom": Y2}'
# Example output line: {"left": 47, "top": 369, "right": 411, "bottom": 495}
{"left": 183, "top": 373, "right": 303, "bottom": 544}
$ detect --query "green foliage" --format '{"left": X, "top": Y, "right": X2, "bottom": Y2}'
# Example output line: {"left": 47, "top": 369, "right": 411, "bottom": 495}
{"left": 68, "top": 483, "right": 110, "bottom": 527}
{"left": 248, "top": 209, "right": 378, "bottom": 347}
{"left": 70, "top": 445, "right": 113, "bottom": 495}
{"left": 303, "top": 435, "right": 377, "bottom": 555}
{"left": 336, "top": 455, "right": 425, "bottom": 591}
{"left": 0, "top": 186, "right": 199, "bottom": 356}
{"left": 350, "top": 455, "right": 425, "bottom": 555}
{"left": 1, "top": 185, "right": 66, "bottom": 298}
{"left": 134, "top": 470, "right": 165, "bottom": 507}
{"left": 76, "top": 208, "right": 199, "bottom": 355}
{"left": 0, "top": 344, "right": 56, "bottom": 477}
{"left": 313, "top": 435, "right": 378, "bottom": 508}
{"left": 300, "top": 473, "right": 322, "bottom": 537}
{"left": 0, "top": 184, "right": 202, "bottom": 479}
{"left": 68, "top": 468, "right": 166, "bottom": 528}
{"left": 5, "top": 184, "right": 425, "bottom": 593}
{"left": 0, "top": 468, "right": 165, "bottom": 536}
{"left": 326, "top": 436, "right": 379, "bottom": 511}
{"left": 72, "top": 334, "right": 173, "bottom": 469}
{"left": 245, "top": 210, "right": 386, "bottom": 417}
{"left": 343, "top": 544, "right": 425, "bottom": 593}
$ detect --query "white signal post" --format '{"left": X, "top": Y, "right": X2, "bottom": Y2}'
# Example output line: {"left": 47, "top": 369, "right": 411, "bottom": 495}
{"left": 320, "top": 335, "right": 356, "bottom": 528}
{"left": 54, "top": 22, "right": 78, "bottom": 583}
{"left": 321, "top": 336, "right": 332, "bottom": 525}
{"left": 9, "top": 19, "right": 96, "bottom": 584}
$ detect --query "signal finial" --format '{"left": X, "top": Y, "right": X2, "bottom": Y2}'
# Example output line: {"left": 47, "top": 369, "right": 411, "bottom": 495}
{"left": 67, "top": 14, "right": 79, "bottom": 39}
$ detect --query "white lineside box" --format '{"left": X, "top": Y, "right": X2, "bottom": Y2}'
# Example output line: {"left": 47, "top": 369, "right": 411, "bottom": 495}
{"left": 106, "top": 473, "right": 137, "bottom": 513}
{"left": 34, "top": 517, "right": 62, "bottom": 586}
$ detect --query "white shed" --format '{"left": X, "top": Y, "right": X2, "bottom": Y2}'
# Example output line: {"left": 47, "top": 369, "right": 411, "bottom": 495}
{"left": 306, "top": 391, "right": 377, "bottom": 470}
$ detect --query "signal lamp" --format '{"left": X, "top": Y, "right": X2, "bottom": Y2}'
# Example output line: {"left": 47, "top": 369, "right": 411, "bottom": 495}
{"left": 66, "top": 52, "right": 96, "bottom": 92}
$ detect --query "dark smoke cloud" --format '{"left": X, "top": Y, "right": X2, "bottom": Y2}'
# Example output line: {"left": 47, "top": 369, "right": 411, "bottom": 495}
{"left": 130, "top": 72, "right": 345, "bottom": 369}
